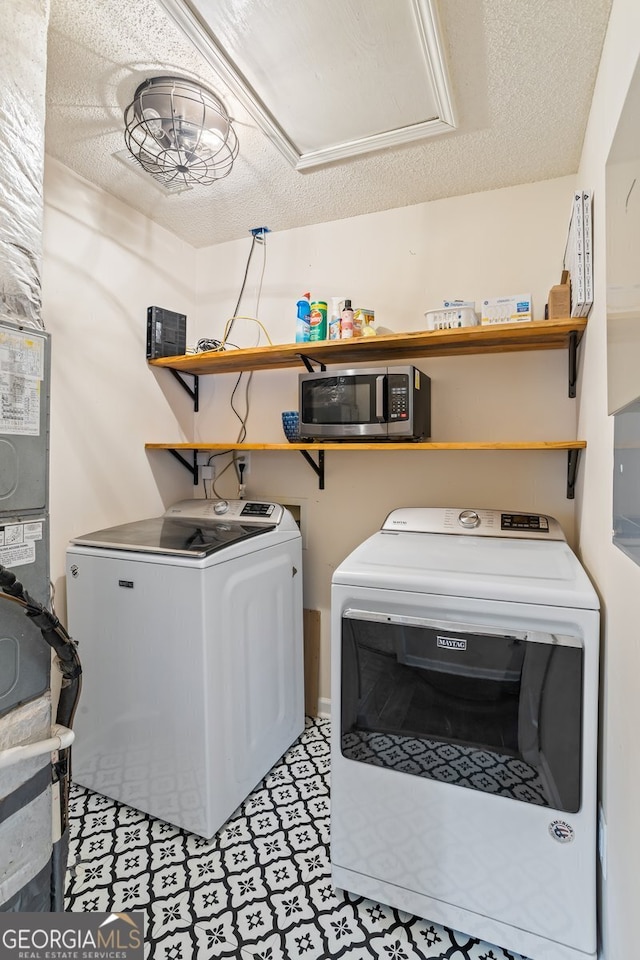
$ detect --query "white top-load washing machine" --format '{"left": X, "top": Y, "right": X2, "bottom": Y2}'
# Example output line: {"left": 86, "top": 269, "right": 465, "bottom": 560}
{"left": 66, "top": 499, "right": 303, "bottom": 838}
{"left": 331, "top": 507, "right": 599, "bottom": 960}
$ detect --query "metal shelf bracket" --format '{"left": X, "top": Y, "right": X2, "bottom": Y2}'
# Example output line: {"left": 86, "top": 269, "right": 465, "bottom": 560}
{"left": 170, "top": 369, "right": 199, "bottom": 411}
{"left": 567, "top": 448, "right": 580, "bottom": 499}
{"left": 168, "top": 448, "right": 199, "bottom": 485}
{"left": 568, "top": 330, "right": 579, "bottom": 398}
{"left": 299, "top": 449, "right": 325, "bottom": 489}
{"left": 297, "top": 353, "right": 327, "bottom": 373}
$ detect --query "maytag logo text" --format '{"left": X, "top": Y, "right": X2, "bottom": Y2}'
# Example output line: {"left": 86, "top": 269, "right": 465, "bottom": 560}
{"left": 437, "top": 636, "right": 467, "bottom": 651}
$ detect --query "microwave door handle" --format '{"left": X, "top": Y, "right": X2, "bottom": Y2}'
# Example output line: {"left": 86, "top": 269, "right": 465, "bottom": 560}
{"left": 375, "top": 375, "right": 386, "bottom": 420}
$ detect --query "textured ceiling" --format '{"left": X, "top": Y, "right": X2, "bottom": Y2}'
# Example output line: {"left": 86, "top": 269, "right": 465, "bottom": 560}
{"left": 45, "top": 0, "right": 613, "bottom": 249}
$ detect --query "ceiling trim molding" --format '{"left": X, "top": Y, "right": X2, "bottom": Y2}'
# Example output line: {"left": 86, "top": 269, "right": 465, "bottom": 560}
{"left": 412, "top": 0, "right": 456, "bottom": 129}
{"left": 155, "top": 0, "right": 457, "bottom": 171}
{"left": 155, "top": 0, "right": 301, "bottom": 167}
{"left": 294, "top": 118, "right": 455, "bottom": 170}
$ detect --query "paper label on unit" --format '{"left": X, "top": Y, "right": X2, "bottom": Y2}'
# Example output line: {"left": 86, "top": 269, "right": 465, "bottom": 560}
{"left": 0, "top": 520, "right": 43, "bottom": 548}
{"left": 0, "top": 540, "right": 36, "bottom": 568}
{"left": 549, "top": 819, "right": 575, "bottom": 843}
{"left": 437, "top": 636, "right": 467, "bottom": 651}
{"left": 1, "top": 523, "right": 24, "bottom": 546}
{"left": 0, "top": 329, "right": 45, "bottom": 436}
{"left": 23, "top": 521, "right": 43, "bottom": 541}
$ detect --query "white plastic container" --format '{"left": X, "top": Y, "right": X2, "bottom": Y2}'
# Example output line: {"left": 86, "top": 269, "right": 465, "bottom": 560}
{"left": 329, "top": 297, "right": 344, "bottom": 339}
{"left": 425, "top": 306, "right": 479, "bottom": 330}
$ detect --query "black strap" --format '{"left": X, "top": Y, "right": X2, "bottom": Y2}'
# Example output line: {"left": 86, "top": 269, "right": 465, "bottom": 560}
{"left": 0, "top": 764, "right": 51, "bottom": 825}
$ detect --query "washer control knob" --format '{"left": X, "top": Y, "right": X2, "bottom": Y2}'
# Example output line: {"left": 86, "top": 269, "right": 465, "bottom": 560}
{"left": 214, "top": 500, "right": 229, "bottom": 515}
{"left": 458, "top": 509, "right": 480, "bottom": 529}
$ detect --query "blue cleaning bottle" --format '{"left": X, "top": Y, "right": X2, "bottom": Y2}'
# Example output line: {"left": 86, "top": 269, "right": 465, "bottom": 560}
{"left": 296, "top": 293, "right": 311, "bottom": 342}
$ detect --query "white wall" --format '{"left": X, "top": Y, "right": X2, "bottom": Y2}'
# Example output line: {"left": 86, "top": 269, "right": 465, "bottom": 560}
{"left": 573, "top": 1, "right": 640, "bottom": 957}
{"left": 193, "top": 176, "right": 580, "bottom": 703}
{"left": 42, "top": 157, "right": 197, "bottom": 621}
{"left": 42, "top": 162, "right": 580, "bottom": 700}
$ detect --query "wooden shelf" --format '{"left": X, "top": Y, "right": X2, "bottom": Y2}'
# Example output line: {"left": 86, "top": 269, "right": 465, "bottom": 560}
{"left": 148, "top": 317, "right": 587, "bottom": 376}
{"left": 147, "top": 318, "right": 588, "bottom": 498}
{"left": 146, "top": 441, "right": 586, "bottom": 452}
{"left": 146, "top": 440, "right": 586, "bottom": 499}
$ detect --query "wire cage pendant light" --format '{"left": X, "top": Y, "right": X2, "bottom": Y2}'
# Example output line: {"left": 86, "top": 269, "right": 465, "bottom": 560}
{"left": 123, "top": 75, "right": 239, "bottom": 186}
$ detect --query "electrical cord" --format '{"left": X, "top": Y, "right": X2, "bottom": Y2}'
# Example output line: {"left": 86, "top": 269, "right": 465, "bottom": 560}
{"left": 220, "top": 316, "right": 273, "bottom": 348}
{"left": 200, "top": 450, "right": 235, "bottom": 499}
{"left": 196, "top": 338, "right": 226, "bottom": 352}
{"left": 197, "top": 230, "right": 270, "bottom": 492}
{"left": 212, "top": 458, "right": 235, "bottom": 499}
{"left": 231, "top": 371, "right": 252, "bottom": 443}
{"left": 0, "top": 563, "right": 82, "bottom": 832}
{"left": 224, "top": 227, "right": 268, "bottom": 340}
{"left": 196, "top": 315, "right": 272, "bottom": 354}
{"left": 226, "top": 232, "right": 269, "bottom": 451}
{"left": 224, "top": 233, "right": 258, "bottom": 344}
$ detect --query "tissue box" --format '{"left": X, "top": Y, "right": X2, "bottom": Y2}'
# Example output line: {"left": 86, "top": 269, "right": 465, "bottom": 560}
{"left": 481, "top": 295, "right": 532, "bottom": 325}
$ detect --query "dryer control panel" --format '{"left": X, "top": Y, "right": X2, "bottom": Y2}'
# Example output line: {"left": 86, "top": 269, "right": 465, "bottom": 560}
{"left": 382, "top": 507, "right": 565, "bottom": 540}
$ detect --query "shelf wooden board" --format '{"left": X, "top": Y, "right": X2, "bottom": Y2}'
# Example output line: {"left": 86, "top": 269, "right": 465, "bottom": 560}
{"left": 148, "top": 318, "right": 587, "bottom": 376}
{"left": 146, "top": 440, "right": 586, "bottom": 452}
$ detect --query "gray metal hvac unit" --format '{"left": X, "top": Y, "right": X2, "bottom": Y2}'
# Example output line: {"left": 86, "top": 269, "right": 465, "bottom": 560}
{"left": 0, "top": 320, "right": 60, "bottom": 911}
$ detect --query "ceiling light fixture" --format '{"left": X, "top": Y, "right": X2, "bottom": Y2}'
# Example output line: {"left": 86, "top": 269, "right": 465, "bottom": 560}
{"left": 123, "top": 75, "right": 238, "bottom": 186}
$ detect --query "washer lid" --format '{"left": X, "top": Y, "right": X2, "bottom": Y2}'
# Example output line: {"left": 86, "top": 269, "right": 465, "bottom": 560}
{"left": 69, "top": 516, "right": 275, "bottom": 558}
{"left": 333, "top": 527, "right": 599, "bottom": 610}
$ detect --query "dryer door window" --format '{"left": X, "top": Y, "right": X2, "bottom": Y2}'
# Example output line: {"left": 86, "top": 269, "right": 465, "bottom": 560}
{"left": 340, "top": 611, "right": 583, "bottom": 812}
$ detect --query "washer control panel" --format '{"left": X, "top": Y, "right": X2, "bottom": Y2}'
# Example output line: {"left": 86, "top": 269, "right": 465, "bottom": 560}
{"left": 165, "top": 499, "right": 283, "bottom": 525}
{"left": 382, "top": 507, "right": 565, "bottom": 540}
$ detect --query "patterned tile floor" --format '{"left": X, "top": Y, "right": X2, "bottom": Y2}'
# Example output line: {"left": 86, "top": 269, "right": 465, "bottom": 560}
{"left": 65, "top": 717, "right": 526, "bottom": 960}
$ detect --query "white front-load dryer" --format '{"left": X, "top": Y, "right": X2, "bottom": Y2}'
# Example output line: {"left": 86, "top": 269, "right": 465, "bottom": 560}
{"left": 66, "top": 499, "right": 304, "bottom": 838}
{"left": 330, "top": 507, "right": 599, "bottom": 960}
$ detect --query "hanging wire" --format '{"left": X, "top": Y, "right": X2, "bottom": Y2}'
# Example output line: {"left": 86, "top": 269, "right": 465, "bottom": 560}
{"left": 225, "top": 233, "right": 259, "bottom": 343}
{"left": 197, "top": 230, "right": 270, "bottom": 497}
{"left": 230, "top": 232, "right": 269, "bottom": 445}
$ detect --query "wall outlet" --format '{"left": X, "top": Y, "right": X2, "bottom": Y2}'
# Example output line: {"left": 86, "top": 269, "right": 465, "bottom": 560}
{"left": 598, "top": 804, "right": 607, "bottom": 879}
{"left": 236, "top": 453, "right": 250, "bottom": 478}
{"left": 201, "top": 465, "right": 214, "bottom": 480}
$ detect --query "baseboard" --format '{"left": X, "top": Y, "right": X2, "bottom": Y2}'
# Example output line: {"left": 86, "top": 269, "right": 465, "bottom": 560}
{"left": 317, "top": 698, "right": 331, "bottom": 719}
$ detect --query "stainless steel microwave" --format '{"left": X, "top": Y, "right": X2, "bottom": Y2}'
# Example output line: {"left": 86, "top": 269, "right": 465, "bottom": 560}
{"left": 298, "top": 365, "right": 431, "bottom": 440}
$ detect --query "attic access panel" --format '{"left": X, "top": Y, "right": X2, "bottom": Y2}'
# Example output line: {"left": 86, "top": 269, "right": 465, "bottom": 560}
{"left": 158, "top": 0, "right": 456, "bottom": 169}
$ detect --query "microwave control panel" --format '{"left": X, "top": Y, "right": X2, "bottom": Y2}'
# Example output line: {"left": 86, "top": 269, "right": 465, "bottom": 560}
{"left": 388, "top": 374, "right": 409, "bottom": 420}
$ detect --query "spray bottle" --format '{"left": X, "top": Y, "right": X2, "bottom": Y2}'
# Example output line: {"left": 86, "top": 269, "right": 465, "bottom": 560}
{"left": 296, "top": 293, "right": 311, "bottom": 342}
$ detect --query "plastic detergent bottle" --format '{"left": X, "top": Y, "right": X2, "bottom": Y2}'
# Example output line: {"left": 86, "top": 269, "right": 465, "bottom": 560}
{"left": 296, "top": 293, "right": 311, "bottom": 342}
{"left": 341, "top": 299, "right": 354, "bottom": 339}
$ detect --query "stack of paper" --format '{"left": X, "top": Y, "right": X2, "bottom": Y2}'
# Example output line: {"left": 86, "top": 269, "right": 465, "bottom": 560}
{"left": 564, "top": 189, "right": 593, "bottom": 317}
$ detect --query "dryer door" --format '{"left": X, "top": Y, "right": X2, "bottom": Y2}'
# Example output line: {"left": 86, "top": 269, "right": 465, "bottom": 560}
{"left": 340, "top": 610, "right": 583, "bottom": 812}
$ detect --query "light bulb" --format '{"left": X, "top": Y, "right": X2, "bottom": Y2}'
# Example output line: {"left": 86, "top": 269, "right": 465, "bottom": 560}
{"left": 141, "top": 107, "right": 163, "bottom": 139}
